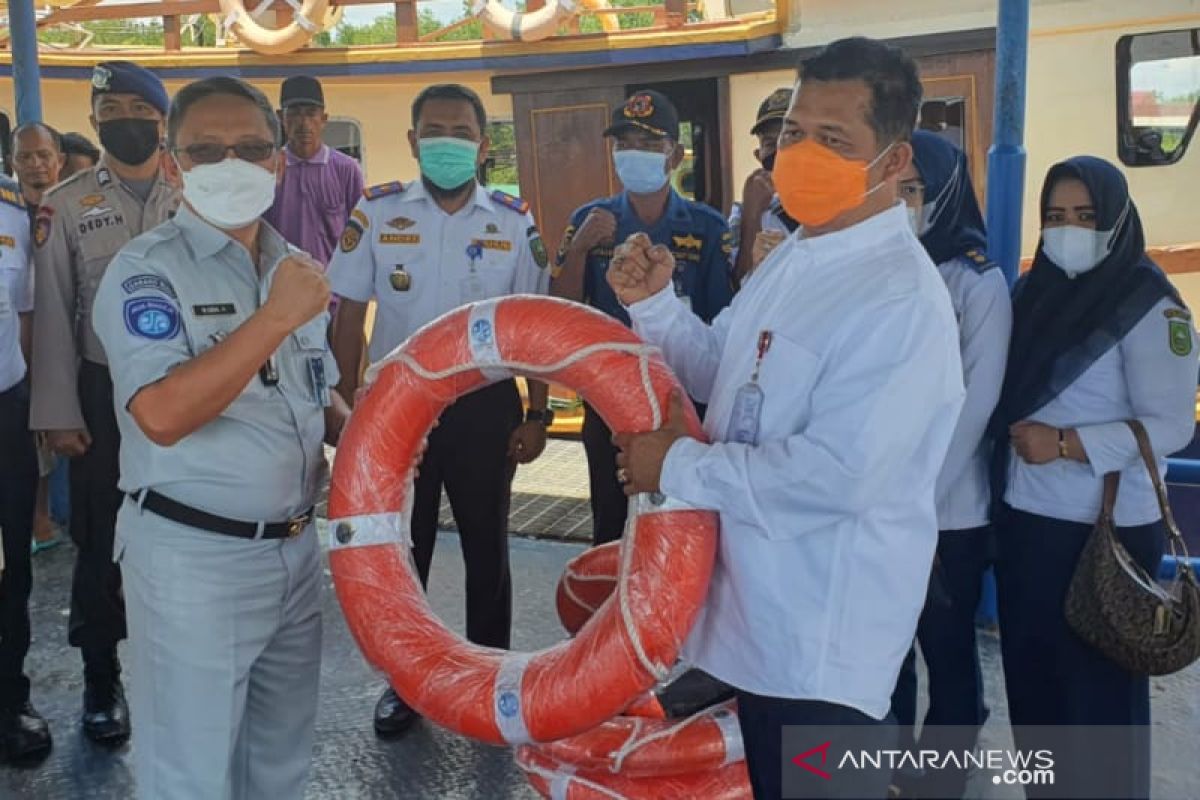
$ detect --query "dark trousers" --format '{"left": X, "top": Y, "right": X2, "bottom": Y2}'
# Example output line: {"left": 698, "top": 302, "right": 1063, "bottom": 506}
{"left": 0, "top": 379, "right": 37, "bottom": 709}
{"left": 69, "top": 361, "right": 126, "bottom": 682}
{"left": 995, "top": 504, "right": 1161, "bottom": 800}
{"left": 736, "top": 691, "right": 896, "bottom": 800}
{"left": 889, "top": 526, "right": 991, "bottom": 797}
{"left": 581, "top": 403, "right": 627, "bottom": 546}
{"left": 410, "top": 380, "right": 522, "bottom": 649}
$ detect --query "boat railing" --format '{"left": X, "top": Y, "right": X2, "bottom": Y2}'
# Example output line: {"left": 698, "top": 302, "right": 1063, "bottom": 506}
{"left": 0, "top": 0, "right": 780, "bottom": 53}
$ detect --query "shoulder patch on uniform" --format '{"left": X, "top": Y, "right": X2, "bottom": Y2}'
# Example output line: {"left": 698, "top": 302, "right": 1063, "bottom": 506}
{"left": 1169, "top": 319, "right": 1193, "bottom": 356}
{"left": 490, "top": 189, "right": 530, "bottom": 215}
{"left": 0, "top": 186, "right": 24, "bottom": 209}
{"left": 1164, "top": 307, "right": 1192, "bottom": 321}
{"left": 363, "top": 181, "right": 404, "bottom": 201}
{"left": 555, "top": 224, "right": 577, "bottom": 268}
{"left": 351, "top": 208, "right": 370, "bottom": 229}
{"left": 960, "top": 249, "right": 998, "bottom": 274}
{"left": 123, "top": 297, "right": 181, "bottom": 341}
{"left": 121, "top": 273, "right": 178, "bottom": 299}
{"left": 340, "top": 220, "right": 364, "bottom": 253}
{"left": 527, "top": 224, "right": 548, "bottom": 270}
{"left": 33, "top": 213, "right": 51, "bottom": 248}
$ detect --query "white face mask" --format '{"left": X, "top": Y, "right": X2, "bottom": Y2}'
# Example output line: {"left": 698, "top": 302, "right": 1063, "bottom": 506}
{"left": 906, "top": 202, "right": 936, "bottom": 237}
{"left": 177, "top": 157, "right": 278, "bottom": 230}
{"left": 1041, "top": 225, "right": 1115, "bottom": 277}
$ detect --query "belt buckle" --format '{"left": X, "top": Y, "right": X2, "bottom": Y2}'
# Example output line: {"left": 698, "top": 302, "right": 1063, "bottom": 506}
{"left": 286, "top": 513, "right": 310, "bottom": 538}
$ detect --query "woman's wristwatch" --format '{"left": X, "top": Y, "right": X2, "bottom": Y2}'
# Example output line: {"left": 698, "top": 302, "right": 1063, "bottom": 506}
{"left": 525, "top": 409, "right": 555, "bottom": 428}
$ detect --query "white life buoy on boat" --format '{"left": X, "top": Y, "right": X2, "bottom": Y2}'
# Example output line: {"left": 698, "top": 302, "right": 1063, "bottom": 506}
{"left": 218, "top": 0, "right": 330, "bottom": 55}
{"left": 471, "top": 0, "right": 621, "bottom": 40}
{"left": 471, "top": 0, "right": 574, "bottom": 41}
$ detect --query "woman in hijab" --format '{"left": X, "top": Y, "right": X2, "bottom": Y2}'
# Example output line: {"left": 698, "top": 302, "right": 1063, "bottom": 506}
{"left": 991, "top": 156, "right": 1197, "bottom": 798}
{"left": 889, "top": 131, "right": 1011, "bottom": 798}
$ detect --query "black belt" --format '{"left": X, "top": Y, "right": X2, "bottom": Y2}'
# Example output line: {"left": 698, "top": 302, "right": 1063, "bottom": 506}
{"left": 130, "top": 490, "right": 313, "bottom": 540}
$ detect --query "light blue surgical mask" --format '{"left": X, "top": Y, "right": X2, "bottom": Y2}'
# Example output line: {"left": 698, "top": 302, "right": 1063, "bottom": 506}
{"left": 613, "top": 148, "right": 670, "bottom": 194}
{"left": 418, "top": 137, "right": 480, "bottom": 190}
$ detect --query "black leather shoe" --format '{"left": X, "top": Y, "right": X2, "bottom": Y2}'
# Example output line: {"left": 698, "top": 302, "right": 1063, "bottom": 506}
{"left": 82, "top": 680, "right": 130, "bottom": 745}
{"left": 0, "top": 702, "right": 52, "bottom": 763}
{"left": 373, "top": 686, "right": 419, "bottom": 739}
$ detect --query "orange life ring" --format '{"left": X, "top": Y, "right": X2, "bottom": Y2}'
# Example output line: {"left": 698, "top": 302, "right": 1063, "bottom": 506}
{"left": 557, "top": 540, "right": 621, "bottom": 635}
{"left": 517, "top": 747, "right": 753, "bottom": 799}
{"left": 327, "top": 296, "right": 719, "bottom": 746}
{"left": 529, "top": 700, "right": 744, "bottom": 778}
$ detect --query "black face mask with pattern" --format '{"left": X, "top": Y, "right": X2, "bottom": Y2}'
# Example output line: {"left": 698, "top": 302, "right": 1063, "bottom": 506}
{"left": 98, "top": 118, "right": 161, "bottom": 166}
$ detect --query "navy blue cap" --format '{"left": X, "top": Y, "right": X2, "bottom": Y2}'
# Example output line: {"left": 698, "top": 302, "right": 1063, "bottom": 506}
{"left": 90, "top": 61, "right": 169, "bottom": 117}
{"left": 603, "top": 90, "right": 680, "bottom": 141}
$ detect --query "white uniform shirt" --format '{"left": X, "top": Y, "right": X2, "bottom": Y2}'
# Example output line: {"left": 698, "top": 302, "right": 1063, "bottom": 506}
{"left": 934, "top": 256, "right": 1011, "bottom": 530}
{"left": 628, "top": 203, "right": 964, "bottom": 720}
{"left": 1005, "top": 295, "right": 1198, "bottom": 527}
{"left": 327, "top": 180, "right": 550, "bottom": 362}
{"left": 0, "top": 196, "right": 32, "bottom": 393}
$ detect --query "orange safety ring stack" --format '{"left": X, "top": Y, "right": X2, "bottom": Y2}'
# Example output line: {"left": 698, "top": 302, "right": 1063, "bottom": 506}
{"left": 516, "top": 543, "right": 752, "bottom": 798}
{"left": 327, "top": 295, "right": 719, "bottom": 746}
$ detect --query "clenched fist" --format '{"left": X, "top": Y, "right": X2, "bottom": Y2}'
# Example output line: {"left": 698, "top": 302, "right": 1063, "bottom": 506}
{"left": 570, "top": 208, "right": 618, "bottom": 255}
{"left": 263, "top": 254, "right": 331, "bottom": 332}
{"left": 606, "top": 232, "right": 675, "bottom": 306}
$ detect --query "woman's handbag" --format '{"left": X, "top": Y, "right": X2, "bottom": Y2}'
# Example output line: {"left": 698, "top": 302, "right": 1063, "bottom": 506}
{"left": 1065, "top": 420, "right": 1200, "bottom": 675}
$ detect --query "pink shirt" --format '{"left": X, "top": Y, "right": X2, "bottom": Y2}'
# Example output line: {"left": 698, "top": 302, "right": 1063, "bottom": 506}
{"left": 263, "top": 144, "right": 364, "bottom": 267}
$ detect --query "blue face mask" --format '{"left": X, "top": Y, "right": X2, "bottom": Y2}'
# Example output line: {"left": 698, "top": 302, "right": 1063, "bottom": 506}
{"left": 613, "top": 148, "right": 670, "bottom": 194}
{"left": 418, "top": 137, "right": 480, "bottom": 190}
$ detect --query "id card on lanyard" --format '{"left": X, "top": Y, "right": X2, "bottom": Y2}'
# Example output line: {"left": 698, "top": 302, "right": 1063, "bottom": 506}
{"left": 725, "top": 330, "right": 772, "bottom": 445}
{"left": 460, "top": 242, "right": 487, "bottom": 304}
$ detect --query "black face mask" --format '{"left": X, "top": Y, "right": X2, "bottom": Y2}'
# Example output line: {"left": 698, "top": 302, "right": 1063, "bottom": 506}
{"left": 760, "top": 152, "right": 776, "bottom": 173}
{"left": 98, "top": 118, "right": 161, "bottom": 166}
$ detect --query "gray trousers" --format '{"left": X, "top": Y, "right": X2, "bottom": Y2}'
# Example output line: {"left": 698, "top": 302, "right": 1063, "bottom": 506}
{"left": 116, "top": 496, "right": 322, "bottom": 800}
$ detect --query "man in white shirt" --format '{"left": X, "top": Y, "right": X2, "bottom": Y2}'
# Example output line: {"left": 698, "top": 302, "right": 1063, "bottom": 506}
{"left": 609, "top": 37, "right": 964, "bottom": 799}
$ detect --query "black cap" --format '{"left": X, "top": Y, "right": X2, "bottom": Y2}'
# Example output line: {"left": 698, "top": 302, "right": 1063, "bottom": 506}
{"left": 603, "top": 90, "right": 679, "bottom": 140}
{"left": 751, "top": 87, "right": 792, "bottom": 135}
{"left": 280, "top": 75, "right": 324, "bottom": 109}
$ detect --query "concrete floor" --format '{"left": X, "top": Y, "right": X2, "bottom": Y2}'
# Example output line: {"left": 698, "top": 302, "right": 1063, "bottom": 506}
{"left": 3, "top": 442, "right": 1198, "bottom": 799}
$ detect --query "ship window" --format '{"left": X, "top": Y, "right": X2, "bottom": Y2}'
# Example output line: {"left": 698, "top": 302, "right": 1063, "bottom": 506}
{"left": 483, "top": 120, "right": 519, "bottom": 194}
{"left": 1117, "top": 29, "right": 1200, "bottom": 167}
{"left": 323, "top": 117, "right": 364, "bottom": 165}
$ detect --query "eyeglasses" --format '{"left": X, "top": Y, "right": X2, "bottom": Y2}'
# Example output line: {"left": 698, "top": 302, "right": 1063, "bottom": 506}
{"left": 174, "top": 141, "right": 276, "bottom": 165}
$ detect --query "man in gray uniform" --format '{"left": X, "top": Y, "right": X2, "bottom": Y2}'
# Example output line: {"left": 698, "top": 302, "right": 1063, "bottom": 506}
{"left": 93, "top": 76, "right": 347, "bottom": 799}
{"left": 29, "top": 61, "right": 178, "bottom": 743}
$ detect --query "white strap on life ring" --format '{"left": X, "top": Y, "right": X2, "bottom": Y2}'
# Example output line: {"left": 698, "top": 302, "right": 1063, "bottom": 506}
{"left": 471, "top": 0, "right": 577, "bottom": 42}
{"left": 218, "top": 0, "right": 330, "bottom": 55}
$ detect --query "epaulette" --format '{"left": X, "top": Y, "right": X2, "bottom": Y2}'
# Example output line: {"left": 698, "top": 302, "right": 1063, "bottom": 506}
{"left": 962, "top": 248, "right": 998, "bottom": 274}
{"left": 363, "top": 181, "right": 405, "bottom": 201}
{"left": 490, "top": 189, "right": 529, "bottom": 215}
{"left": 43, "top": 169, "right": 89, "bottom": 200}
{"left": 120, "top": 222, "right": 183, "bottom": 260}
{"left": 0, "top": 186, "right": 24, "bottom": 210}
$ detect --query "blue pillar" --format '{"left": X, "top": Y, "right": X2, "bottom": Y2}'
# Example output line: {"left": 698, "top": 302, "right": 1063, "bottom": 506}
{"left": 985, "top": 0, "right": 1030, "bottom": 287}
{"left": 8, "top": 0, "right": 43, "bottom": 124}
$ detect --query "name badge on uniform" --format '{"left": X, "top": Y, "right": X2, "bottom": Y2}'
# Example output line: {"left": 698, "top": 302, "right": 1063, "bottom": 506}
{"left": 308, "top": 356, "right": 331, "bottom": 406}
{"left": 460, "top": 243, "right": 486, "bottom": 304}
{"left": 193, "top": 303, "right": 236, "bottom": 316}
{"left": 726, "top": 331, "right": 772, "bottom": 446}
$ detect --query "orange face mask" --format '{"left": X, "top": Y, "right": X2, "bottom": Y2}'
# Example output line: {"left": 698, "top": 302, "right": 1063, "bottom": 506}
{"left": 774, "top": 139, "right": 893, "bottom": 228}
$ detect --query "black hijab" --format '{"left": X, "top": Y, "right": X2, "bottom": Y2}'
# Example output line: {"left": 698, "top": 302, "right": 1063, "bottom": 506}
{"left": 910, "top": 131, "right": 989, "bottom": 265}
{"left": 991, "top": 155, "right": 1182, "bottom": 430}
